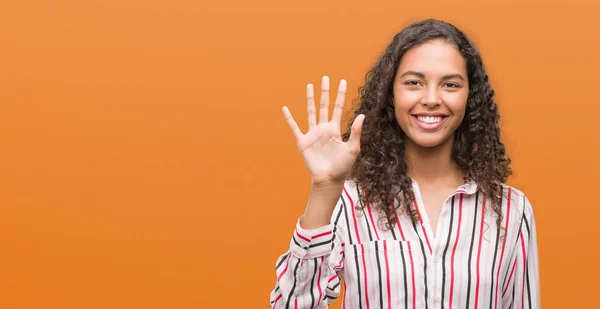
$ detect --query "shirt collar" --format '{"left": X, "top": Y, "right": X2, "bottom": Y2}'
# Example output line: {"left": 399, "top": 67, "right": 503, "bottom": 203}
{"left": 410, "top": 178, "right": 479, "bottom": 196}
{"left": 455, "top": 179, "right": 479, "bottom": 195}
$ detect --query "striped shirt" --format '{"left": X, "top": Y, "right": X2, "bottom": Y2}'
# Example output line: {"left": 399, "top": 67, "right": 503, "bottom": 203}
{"left": 269, "top": 179, "right": 540, "bottom": 309}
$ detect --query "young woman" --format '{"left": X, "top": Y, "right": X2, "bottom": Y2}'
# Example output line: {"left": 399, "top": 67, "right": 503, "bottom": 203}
{"left": 270, "top": 19, "right": 540, "bottom": 309}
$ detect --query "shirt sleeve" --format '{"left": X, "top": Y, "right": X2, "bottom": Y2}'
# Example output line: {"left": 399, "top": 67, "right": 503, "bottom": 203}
{"left": 503, "top": 194, "right": 541, "bottom": 308}
{"left": 269, "top": 197, "right": 347, "bottom": 309}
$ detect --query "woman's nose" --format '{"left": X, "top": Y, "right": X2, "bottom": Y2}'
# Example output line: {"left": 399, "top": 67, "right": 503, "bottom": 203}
{"left": 420, "top": 87, "right": 442, "bottom": 107}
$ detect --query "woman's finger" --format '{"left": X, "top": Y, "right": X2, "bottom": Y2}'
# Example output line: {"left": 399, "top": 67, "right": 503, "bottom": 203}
{"left": 318, "top": 76, "right": 330, "bottom": 124}
{"left": 306, "top": 84, "right": 317, "bottom": 130}
{"left": 282, "top": 106, "right": 303, "bottom": 141}
{"left": 348, "top": 114, "right": 365, "bottom": 152}
{"left": 331, "top": 79, "right": 347, "bottom": 125}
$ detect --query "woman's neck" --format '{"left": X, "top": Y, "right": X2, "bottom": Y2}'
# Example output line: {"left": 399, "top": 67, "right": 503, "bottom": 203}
{"left": 404, "top": 136, "right": 466, "bottom": 187}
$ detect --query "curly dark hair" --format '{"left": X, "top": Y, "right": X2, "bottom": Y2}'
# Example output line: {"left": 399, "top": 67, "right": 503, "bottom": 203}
{"left": 341, "top": 18, "right": 512, "bottom": 230}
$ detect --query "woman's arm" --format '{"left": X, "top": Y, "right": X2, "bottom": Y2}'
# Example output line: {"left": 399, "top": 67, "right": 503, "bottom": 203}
{"left": 272, "top": 76, "right": 363, "bottom": 308}
{"left": 269, "top": 192, "right": 347, "bottom": 309}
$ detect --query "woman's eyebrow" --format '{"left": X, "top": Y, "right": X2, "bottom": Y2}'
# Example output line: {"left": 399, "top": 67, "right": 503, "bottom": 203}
{"left": 399, "top": 70, "right": 425, "bottom": 78}
{"left": 441, "top": 73, "right": 465, "bottom": 81}
{"left": 399, "top": 70, "right": 465, "bottom": 81}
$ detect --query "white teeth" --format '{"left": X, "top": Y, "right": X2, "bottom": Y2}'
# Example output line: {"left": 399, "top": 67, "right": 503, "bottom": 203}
{"left": 417, "top": 115, "right": 443, "bottom": 124}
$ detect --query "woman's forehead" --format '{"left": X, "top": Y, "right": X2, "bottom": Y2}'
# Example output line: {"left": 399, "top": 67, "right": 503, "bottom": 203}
{"left": 398, "top": 40, "right": 467, "bottom": 77}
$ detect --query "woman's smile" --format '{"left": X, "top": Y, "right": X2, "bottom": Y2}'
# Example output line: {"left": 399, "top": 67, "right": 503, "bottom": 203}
{"left": 412, "top": 114, "right": 449, "bottom": 130}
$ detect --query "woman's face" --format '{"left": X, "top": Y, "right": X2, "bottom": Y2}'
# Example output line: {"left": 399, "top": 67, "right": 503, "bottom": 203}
{"left": 393, "top": 39, "right": 469, "bottom": 149}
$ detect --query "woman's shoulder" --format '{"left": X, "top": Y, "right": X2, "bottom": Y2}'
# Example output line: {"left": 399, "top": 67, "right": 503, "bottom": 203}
{"left": 500, "top": 182, "right": 526, "bottom": 198}
{"left": 499, "top": 183, "right": 535, "bottom": 216}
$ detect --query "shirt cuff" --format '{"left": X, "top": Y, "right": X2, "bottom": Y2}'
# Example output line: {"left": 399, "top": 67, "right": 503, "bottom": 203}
{"left": 289, "top": 216, "right": 336, "bottom": 259}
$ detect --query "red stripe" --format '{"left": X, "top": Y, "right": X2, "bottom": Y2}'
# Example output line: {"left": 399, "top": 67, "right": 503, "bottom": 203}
{"left": 474, "top": 195, "right": 486, "bottom": 308}
{"left": 384, "top": 241, "right": 391, "bottom": 309}
{"left": 277, "top": 255, "right": 292, "bottom": 282}
{"left": 412, "top": 199, "right": 432, "bottom": 254}
{"left": 273, "top": 294, "right": 282, "bottom": 308}
{"left": 394, "top": 213, "right": 406, "bottom": 240}
{"left": 294, "top": 298, "right": 298, "bottom": 309}
{"left": 317, "top": 256, "right": 324, "bottom": 307}
{"left": 407, "top": 242, "right": 416, "bottom": 309}
{"left": 344, "top": 187, "right": 362, "bottom": 243}
{"left": 296, "top": 230, "right": 310, "bottom": 242}
{"left": 360, "top": 243, "right": 371, "bottom": 309}
{"left": 502, "top": 256, "right": 518, "bottom": 297}
{"left": 520, "top": 231, "right": 527, "bottom": 309}
{"left": 395, "top": 212, "right": 416, "bottom": 309}
{"left": 344, "top": 184, "right": 366, "bottom": 309}
{"left": 449, "top": 193, "right": 464, "bottom": 309}
{"left": 495, "top": 188, "right": 512, "bottom": 309}
{"left": 312, "top": 230, "right": 332, "bottom": 239}
{"left": 328, "top": 275, "right": 337, "bottom": 283}
{"left": 335, "top": 255, "right": 344, "bottom": 270}
{"left": 367, "top": 202, "right": 381, "bottom": 240}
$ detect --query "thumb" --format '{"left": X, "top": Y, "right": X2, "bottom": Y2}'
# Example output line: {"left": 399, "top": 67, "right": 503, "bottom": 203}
{"left": 348, "top": 114, "right": 365, "bottom": 152}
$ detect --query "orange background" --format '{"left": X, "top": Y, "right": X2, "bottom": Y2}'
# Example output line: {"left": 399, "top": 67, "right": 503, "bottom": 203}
{"left": 1, "top": 0, "right": 598, "bottom": 308}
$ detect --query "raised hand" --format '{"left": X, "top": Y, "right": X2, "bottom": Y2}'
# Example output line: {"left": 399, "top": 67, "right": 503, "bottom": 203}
{"left": 282, "top": 76, "right": 365, "bottom": 187}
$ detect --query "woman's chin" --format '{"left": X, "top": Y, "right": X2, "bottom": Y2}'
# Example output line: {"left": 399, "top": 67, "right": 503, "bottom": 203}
{"left": 406, "top": 134, "right": 451, "bottom": 149}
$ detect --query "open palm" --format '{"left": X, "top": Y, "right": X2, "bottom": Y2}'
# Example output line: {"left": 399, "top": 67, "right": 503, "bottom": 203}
{"left": 282, "top": 76, "right": 365, "bottom": 186}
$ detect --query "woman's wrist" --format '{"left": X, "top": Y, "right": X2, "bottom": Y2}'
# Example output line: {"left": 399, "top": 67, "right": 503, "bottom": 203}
{"left": 301, "top": 181, "right": 345, "bottom": 229}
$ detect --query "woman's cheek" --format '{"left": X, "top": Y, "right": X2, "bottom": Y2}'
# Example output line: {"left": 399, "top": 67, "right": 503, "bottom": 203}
{"left": 401, "top": 91, "right": 423, "bottom": 104}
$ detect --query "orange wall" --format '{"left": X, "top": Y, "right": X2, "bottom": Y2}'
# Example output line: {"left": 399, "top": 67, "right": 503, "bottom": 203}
{"left": 1, "top": 0, "right": 598, "bottom": 308}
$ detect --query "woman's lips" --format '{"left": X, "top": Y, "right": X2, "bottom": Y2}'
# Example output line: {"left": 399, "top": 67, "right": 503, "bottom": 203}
{"left": 412, "top": 115, "right": 448, "bottom": 130}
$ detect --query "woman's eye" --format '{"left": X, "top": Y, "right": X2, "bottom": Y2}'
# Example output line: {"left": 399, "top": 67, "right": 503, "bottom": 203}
{"left": 405, "top": 81, "right": 420, "bottom": 86}
{"left": 444, "top": 83, "right": 460, "bottom": 88}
